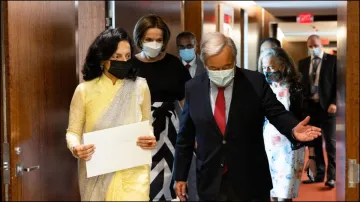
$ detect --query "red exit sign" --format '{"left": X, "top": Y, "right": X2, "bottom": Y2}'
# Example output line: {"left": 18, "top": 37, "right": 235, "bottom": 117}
{"left": 297, "top": 13, "right": 314, "bottom": 23}
{"left": 321, "top": 38, "right": 330, "bottom": 45}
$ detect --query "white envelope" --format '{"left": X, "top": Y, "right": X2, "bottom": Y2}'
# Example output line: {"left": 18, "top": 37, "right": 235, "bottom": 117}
{"left": 83, "top": 121, "right": 152, "bottom": 178}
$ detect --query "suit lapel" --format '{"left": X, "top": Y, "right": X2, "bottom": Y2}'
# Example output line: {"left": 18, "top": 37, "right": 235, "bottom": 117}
{"left": 305, "top": 57, "right": 311, "bottom": 76}
{"left": 195, "top": 56, "right": 206, "bottom": 76}
{"left": 199, "top": 74, "right": 222, "bottom": 136}
{"left": 319, "top": 53, "right": 329, "bottom": 84}
{"left": 224, "top": 68, "right": 241, "bottom": 138}
{"left": 302, "top": 57, "right": 311, "bottom": 86}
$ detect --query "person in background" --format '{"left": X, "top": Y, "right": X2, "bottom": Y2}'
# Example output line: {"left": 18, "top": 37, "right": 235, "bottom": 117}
{"left": 65, "top": 28, "right": 156, "bottom": 201}
{"left": 132, "top": 14, "right": 192, "bottom": 201}
{"left": 299, "top": 35, "right": 337, "bottom": 188}
{"left": 258, "top": 38, "right": 282, "bottom": 73}
{"left": 176, "top": 31, "right": 206, "bottom": 78}
{"left": 258, "top": 47, "right": 306, "bottom": 201}
{"left": 174, "top": 32, "right": 321, "bottom": 201}
{"left": 260, "top": 37, "right": 282, "bottom": 53}
{"left": 175, "top": 31, "right": 203, "bottom": 201}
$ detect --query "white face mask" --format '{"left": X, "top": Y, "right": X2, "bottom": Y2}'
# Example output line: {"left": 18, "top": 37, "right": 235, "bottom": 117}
{"left": 142, "top": 42, "right": 163, "bottom": 58}
{"left": 207, "top": 68, "right": 235, "bottom": 87}
{"left": 309, "top": 47, "right": 321, "bottom": 57}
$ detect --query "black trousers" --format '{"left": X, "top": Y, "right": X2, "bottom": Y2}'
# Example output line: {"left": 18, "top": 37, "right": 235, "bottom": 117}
{"left": 307, "top": 100, "right": 336, "bottom": 181}
{"left": 200, "top": 173, "right": 270, "bottom": 201}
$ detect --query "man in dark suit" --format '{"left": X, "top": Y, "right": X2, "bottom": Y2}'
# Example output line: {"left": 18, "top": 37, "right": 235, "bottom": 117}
{"left": 175, "top": 31, "right": 206, "bottom": 201}
{"left": 299, "top": 35, "right": 337, "bottom": 188}
{"left": 176, "top": 32, "right": 206, "bottom": 78}
{"left": 174, "top": 32, "right": 322, "bottom": 201}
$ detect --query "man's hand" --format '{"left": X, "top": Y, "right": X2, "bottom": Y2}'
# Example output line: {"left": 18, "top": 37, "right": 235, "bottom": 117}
{"left": 293, "top": 116, "right": 322, "bottom": 142}
{"left": 175, "top": 181, "right": 187, "bottom": 201}
{"left": 328, "top": 104, "right": 337, "bottom": 114}
{"left": 72, "top": 144, "right": 95, "bottom": 161}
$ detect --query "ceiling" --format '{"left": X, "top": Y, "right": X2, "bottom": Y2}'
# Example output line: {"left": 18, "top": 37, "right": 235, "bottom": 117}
{"left": 255, "top": 1, "right": 341, "bottom": 16}
{"left": 278, "top": 21, "right": 337, "bottom": 42}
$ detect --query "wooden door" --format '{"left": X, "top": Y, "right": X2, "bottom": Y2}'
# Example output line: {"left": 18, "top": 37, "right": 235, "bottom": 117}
{"left": 337, "top": 1, "right": 359, "bottom": 201}
{"left": 1, "top": 1, "right": 80, "bottom": 200}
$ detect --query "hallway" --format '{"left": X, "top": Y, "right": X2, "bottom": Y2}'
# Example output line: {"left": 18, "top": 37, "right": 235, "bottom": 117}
{"left": 1, "top": 1, "right": 358, "bottom": 201}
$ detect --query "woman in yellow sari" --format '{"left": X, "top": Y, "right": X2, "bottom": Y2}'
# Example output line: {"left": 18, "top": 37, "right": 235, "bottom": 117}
{"left": 65, "top": 28, "right": 156, "bottom": 201}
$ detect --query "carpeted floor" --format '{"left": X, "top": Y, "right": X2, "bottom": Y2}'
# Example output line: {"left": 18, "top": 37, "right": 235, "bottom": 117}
{"left": 294, "top": 147, "right": 336, "bottom": 201}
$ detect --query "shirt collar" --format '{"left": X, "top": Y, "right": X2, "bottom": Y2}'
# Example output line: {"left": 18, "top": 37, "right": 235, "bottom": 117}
{"left": 100, "top": 73, "right": 123, "bottom": 87}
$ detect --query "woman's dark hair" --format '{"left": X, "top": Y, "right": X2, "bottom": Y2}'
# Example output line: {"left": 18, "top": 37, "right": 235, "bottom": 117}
{"left": 133, "top": 14, "right": 171, "bottom": 52}
{"left": 260, "top": 37, "right": 281, "bottom": 48}
{"left": 258, "top": 47, "right": 301, "bottom": 84}
{"left": 82, "top": 28, "right": 136, "bottom": 81}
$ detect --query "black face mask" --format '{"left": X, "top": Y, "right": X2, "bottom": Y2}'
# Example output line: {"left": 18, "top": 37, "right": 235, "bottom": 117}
{"left": 264, "top": 71, "right": 282, "bottom": 84}
{"left": 107, "top": 59, "right": 133, "bottom": 79}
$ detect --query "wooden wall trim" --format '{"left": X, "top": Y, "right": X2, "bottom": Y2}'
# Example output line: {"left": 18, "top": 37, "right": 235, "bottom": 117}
{"left": 345, "top": 0, "right": 359, "bottom": 200}
{"left": 77, "top": 1, "right": 106, "bottom": 83}
{"left": 0, "top": 1, "right": 10, "bottom": 200}
{"left": 0, "top": 1, "right": 4, "bottom": 201}
{"left": 239, "top": 9, "right": 245, "bottom": 68}
{"left": 184, "top": 1, "right": 203, "bottom": 54}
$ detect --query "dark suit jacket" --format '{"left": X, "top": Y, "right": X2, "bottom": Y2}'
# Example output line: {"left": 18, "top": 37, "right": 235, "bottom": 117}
{"left": 174, "top": 68, "right": 300, "bottom": 200}
{"left": 298, "top": 53, "right": 337, "bottom": 110}
{"left": 175, "top": 55, "right": 206, "bottom": 117}
{"left": 194, "top": 55, "right": 206, "bottom": 77}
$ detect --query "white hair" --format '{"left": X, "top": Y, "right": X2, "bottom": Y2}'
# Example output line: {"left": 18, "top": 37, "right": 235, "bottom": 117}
{"left": 200, "top": 32, "right": 237, "bottom": 63}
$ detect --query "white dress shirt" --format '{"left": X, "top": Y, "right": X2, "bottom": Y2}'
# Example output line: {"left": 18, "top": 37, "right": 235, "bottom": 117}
{"left": 309, "top": 50, "right": 324, "bottom": 101}
{"left": 182, "top": 56, "right": 197, "bottom": 78}
{"left": 209, "top": 80, "right": 234, "bottom": 123}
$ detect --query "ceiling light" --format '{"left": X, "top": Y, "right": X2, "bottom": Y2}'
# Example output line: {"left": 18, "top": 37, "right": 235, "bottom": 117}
{"left": 223, "top": 1, "right": 257, "bottom": 9}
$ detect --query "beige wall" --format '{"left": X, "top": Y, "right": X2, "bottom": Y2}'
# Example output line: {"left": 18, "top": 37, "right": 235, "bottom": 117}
{"left": 282, "top": 40, "right": 309, "bottom": 67}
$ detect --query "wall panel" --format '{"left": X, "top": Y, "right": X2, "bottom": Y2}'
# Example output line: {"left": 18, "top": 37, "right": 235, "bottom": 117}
{"left": 77, "top": 1, "right": 105, "bottom": 83}
{"left": 184, "top": 1, "right": 202, "bottom": 54}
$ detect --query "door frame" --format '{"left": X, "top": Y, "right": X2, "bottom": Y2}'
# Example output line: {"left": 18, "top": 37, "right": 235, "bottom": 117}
{"left": 1, "top": 0, "right": 10, "bottom": 201}
{"left": 342, "top": 1, "right": 360, "bottom": 200}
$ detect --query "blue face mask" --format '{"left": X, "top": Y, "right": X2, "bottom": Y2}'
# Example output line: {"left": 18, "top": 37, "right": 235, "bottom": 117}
{"left": 264, "top": 71, "right": 282, "bottom": 84}
{"left": 309, "top": 47, "right": 321, "bottom": 57}
{"left": 179, "top": 48, "right": 195, "bottom": 62}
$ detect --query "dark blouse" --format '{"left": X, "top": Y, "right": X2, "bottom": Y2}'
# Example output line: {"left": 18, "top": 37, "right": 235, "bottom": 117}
{"left": 289, "top": 81, "right": 307, "bottom": 120}
{"left": 289, "top": 81, "right": 308, "bottom": 149}
{"left": 134, "top": 53, "right": 191, "bottom": 103}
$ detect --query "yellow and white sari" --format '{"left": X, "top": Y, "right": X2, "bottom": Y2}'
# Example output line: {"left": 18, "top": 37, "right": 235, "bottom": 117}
{"left": 65, "top": 74, "right": 152, "bottom": 201}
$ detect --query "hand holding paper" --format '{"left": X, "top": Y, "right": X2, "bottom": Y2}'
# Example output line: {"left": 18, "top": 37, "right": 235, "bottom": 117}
{"left": 137, "top": 135, "right": 156, "bottom": 150}
{"left": 83, "top": 121, "right": 154, "bottom": 178}
{"left": 72, "top": 144, "right": 96, "bottom": 161}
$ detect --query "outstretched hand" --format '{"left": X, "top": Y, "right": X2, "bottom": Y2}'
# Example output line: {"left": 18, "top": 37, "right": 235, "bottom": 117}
{"left": 293, "top": 116, "right": 322, "bottom": 142}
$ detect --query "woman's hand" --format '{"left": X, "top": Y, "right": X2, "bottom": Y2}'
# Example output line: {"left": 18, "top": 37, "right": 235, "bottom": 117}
{"left": 72, "top": 144, "right": 95, "bottom": 161}
{"left": 137, "top": 136, "right": 156, "bottom": 150}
